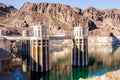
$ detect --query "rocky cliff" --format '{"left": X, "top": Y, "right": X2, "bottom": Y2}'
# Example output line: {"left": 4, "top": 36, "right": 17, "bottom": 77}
{"left": 0, "top": 2, "right": 120, "bottom": 36}
{"left": 0, "top": 3, "right": 17, "bottom": 21}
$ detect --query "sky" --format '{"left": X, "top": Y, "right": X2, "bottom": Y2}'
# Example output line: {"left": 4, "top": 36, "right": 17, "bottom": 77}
{"left": 0, "top": 0, "right": 120, "bottom": 10}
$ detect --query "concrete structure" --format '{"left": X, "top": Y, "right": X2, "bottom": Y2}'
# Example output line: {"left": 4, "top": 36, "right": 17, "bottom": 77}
{"left": 22, "top": 30, "right": 29, "bottom": 37}
{"left": 0, "top": 48, "right": 12, "bottom": 72}
{"left": 0, "top": 37, "right": 11, "bottom": 72}
{"left": 72, "top": 27, "right": 88, "bottom": 66}
{"left": 0, "top": 25, "right": 88, "bottom": 73}
{"left": 30, "top": 25, "right": 49, "bottom": 72}
{"left": 0, "top": 37, "right": 10, "bottom": 52}
{"left": 0, "top": 30, "right": 5, "bottom": 36}
{"left": 21, "top": 40, "right": 30, "bottom": 72}
{"left": 21, "top": 30, "right": 30, "bottom": 72}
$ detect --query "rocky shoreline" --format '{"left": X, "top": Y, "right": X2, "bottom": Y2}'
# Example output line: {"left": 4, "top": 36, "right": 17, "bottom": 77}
{"left": 87, "top": 70, "right": 120, "bottom": 80}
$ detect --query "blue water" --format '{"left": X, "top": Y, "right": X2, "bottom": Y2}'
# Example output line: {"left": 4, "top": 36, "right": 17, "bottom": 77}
{"left": 13, "top": 70, "right": 26, "bottom": 80}
{"left": 88, "top": 67, "right": 120, "bottom": 78}
{"left": 29, "top": 66, "right": 120, "bottom": 80}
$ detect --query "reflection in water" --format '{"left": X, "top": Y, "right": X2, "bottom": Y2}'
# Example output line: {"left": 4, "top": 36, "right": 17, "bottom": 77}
{"left": 27, "top": 41, "right": 120, "bottom": 80}
{"left": 72, "top": 67, "right": 88, "bottom": 79}
{"left": 30, "top": 72, "right": 50, "bottom": 80}
{"left": 49, "top": 45, "right": 72, "bottom": 80}
{"left": 50, "top": 65, "right": 71, "bottom": 80}
{"left": 88, "top": 45, "right": 120, "bottom": 67}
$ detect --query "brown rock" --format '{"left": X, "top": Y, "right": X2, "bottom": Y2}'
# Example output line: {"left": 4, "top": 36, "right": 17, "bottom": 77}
{"left": 0, "top": 2, "right": 120, "bottom": 36}
{"left": 0, "top": 3, "right": 17, "bottom": 21}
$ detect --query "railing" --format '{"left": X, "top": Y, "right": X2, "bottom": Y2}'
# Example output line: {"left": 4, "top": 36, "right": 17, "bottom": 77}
{"left": 1, "top": 35, "right": 73, "bottom": 40}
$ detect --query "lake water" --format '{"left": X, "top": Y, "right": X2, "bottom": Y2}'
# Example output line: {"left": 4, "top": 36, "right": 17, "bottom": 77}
{"left": 29, "top": 41, "right": 120, "bottom": 80}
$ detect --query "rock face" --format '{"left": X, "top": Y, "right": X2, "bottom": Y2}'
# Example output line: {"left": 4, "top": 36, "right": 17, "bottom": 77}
{"left": 83, "top": 7, "right": 120, "bottom": 36}
{"left": 0, "top": 3, "right": 17, "bottom": 21}
{"left": 89, "top": 70, "right": 120, "bottom": 80}
{"left": 0, "top": 2, "right": 120, "bottom": 36}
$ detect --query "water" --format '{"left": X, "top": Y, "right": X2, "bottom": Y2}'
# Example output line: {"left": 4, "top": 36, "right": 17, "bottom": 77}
{"left": 28, "top": 41, "right": 120, "bottom": 80}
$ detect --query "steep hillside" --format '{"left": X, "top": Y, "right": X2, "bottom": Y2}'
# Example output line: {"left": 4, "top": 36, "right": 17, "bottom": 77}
{"left": 0, "top": 2, "right": 120, "bottom": 36}
{"left": 83, "top": 7, "right": 120, "bottom": 36}
{"left": 0, "top": 3, "right": 17, "bottom": 32}
{"left": 0, "top": 3, "right": 17, "bottom": 21}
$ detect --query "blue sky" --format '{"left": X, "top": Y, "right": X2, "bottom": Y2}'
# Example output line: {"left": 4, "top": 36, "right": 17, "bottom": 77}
{"left": 0, "top": 0, "right": 120, "bottom": 10}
